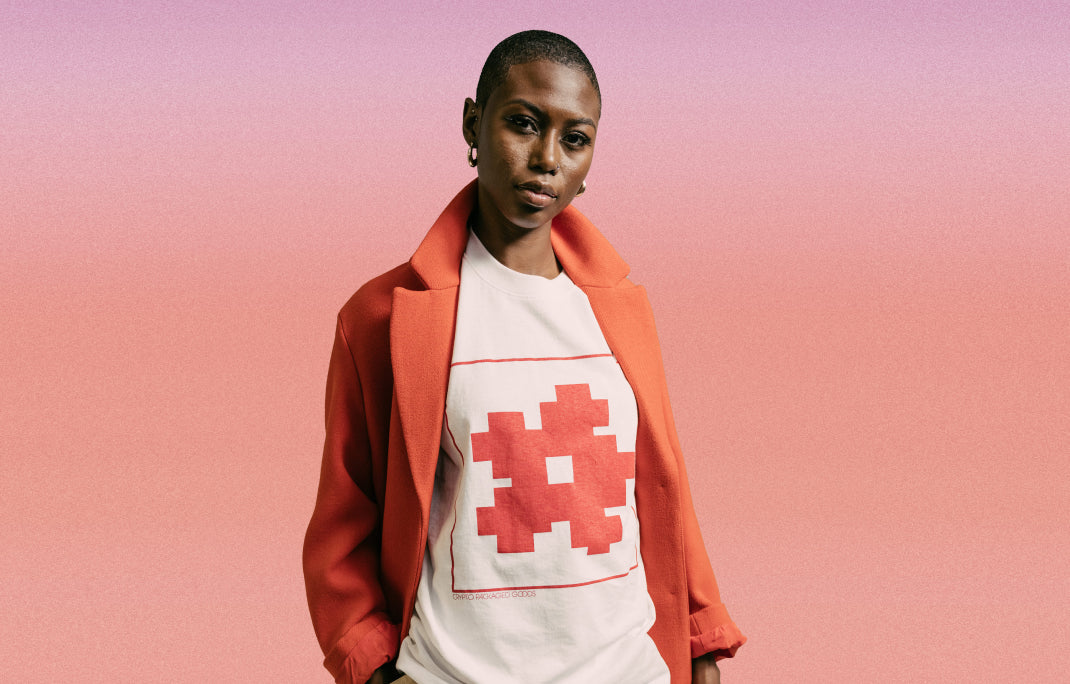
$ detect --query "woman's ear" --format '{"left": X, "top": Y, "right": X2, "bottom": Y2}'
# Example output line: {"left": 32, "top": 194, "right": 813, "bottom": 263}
{"left": 462, "top": 97, "right": 480, "bottom": 146}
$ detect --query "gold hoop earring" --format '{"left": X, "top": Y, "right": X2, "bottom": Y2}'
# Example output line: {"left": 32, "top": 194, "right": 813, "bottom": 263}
{"left": 576, "top": 181, "right": 586, "bottom": 195}
{"left": 467, "top": 142, "right": 478, "bottom": 167}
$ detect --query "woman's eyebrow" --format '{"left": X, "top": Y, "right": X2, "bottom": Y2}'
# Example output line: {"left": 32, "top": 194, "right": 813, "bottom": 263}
{"left": 502, "top": 98, "right": 597, "bottom": 129}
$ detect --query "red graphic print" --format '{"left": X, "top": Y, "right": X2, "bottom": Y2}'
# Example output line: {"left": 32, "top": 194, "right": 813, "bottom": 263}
{"left": 471, "top": 384, "right": 635, "bottom": 555}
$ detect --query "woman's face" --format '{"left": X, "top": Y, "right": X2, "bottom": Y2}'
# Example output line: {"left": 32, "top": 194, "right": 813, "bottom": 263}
{"left": 463, "top": 60, "right": 600, "bottom": 236}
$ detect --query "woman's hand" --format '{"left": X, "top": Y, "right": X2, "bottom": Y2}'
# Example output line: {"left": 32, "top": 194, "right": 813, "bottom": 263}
{"left": 367, "top": 666, "right": 415, "bottom": 684}
{"left": 692, "top": 653, "right": 721, "bottom": 684}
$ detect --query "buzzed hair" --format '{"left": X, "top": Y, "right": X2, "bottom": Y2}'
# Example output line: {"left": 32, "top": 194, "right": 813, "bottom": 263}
{"left": 475, "top": 30, "right": 601, "bottom": 108}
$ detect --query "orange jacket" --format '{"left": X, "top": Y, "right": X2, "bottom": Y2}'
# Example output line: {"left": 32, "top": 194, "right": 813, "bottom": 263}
{"left": 303, "top": 182, "right": 745, "bottom": 683}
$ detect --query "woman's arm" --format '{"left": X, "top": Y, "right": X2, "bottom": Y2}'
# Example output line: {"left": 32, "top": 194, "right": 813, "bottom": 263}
{"left": 692, "top": 653, "right": 722, "bottom": 683}
{"left": 303, "top": 318, "right": 399, "bottom": 683}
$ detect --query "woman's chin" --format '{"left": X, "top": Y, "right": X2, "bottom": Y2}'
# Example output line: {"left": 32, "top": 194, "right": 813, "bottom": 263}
{"left": 509, "top": 202, "right": 566, "bottom": 231}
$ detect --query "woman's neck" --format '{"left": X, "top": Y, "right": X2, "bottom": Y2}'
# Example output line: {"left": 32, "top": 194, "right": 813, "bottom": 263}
{"left": 470, "top": 209, "right": 561, "bottom": 280}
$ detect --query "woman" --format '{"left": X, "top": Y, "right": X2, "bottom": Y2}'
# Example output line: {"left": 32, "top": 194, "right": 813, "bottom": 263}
{"left": 303, "top": 31, "right": 745, "bottom": 684}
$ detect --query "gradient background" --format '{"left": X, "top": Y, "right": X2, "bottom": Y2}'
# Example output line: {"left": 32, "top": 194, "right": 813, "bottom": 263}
{"left": 3, "top": 1, "right": 1068, "bottom": 682}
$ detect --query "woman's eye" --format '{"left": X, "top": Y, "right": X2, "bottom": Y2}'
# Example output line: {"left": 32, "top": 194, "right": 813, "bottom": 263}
{"left": 508, "top": 116, "right": 537, "bottom": 132}
{"left": 563, "top": 133, "right": 591, "bottom": 148}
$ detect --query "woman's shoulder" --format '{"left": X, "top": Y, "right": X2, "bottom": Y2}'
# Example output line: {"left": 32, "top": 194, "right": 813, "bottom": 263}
{"left": 334, "top": 260, "right": 426, "bottom": 356}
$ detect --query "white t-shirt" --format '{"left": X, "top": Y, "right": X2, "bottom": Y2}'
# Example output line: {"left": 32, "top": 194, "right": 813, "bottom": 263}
{"left": 396, "top": 231, "right": 669, "bottom": 684}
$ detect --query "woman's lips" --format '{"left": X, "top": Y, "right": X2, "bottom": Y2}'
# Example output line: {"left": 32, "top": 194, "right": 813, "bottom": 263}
{"left": 516, "top": 182, "right": 557, "bottom": 208}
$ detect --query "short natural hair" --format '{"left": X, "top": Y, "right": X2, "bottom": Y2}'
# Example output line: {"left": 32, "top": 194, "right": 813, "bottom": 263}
{"left": 475, "top": 30, "right": 600, "bottom": 108}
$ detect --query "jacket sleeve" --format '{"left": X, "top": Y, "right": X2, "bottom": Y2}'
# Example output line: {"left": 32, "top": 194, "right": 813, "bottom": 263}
{"left": 662, "top": 384, "right": 747, "bottom": 661}
{"left": 303, "top": 317, "right": 400, "bottom": 683}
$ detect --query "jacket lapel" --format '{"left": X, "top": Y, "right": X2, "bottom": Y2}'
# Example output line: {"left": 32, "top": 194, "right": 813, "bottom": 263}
{"left": 552, "top": 204, "right": 678, "bottom": 509}
{"left": 389, "top": 184, "right": 472, "bottom": 514}
{"left": 584, "top": 283, "right": 687, "bottom": 655}
{"left": 583, "top": 286, "right": 680, "bottom": 501}
{"left": 389, "top": 288, "right": 457, "bottom": 514}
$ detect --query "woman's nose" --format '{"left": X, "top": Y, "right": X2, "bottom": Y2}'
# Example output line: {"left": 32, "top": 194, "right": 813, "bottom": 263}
{"left": 529, "top": 135, "right": 559, "bottom": 174}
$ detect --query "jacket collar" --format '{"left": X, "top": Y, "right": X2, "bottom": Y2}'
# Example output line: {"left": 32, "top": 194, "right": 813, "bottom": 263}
{"left": 409, "top": 180, "right": 631, "bottom": 290}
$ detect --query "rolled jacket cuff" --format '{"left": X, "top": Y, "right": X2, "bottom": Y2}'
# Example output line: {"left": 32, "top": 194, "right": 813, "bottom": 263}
{"left": 689, "top": 603, "right": 746, "bottom": 660}
{"left": 324, "top": 616, "right": 400, "bottom": 683}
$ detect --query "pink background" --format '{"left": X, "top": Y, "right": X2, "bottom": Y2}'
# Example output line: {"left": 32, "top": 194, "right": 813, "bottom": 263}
{"left": 3, "top": 1, "right": 1067, "bottom": 681}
